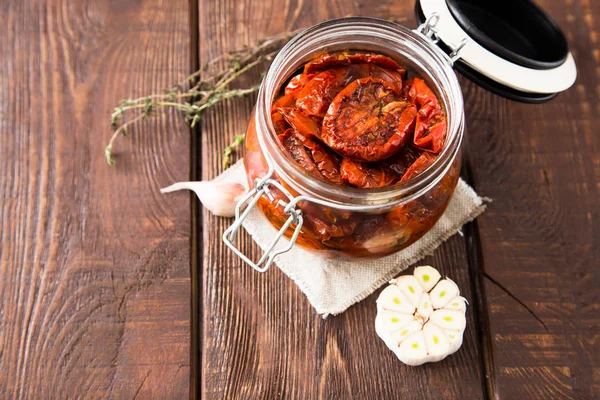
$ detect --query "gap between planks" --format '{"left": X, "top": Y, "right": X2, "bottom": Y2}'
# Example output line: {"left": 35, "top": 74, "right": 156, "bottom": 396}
{"left": 462, "top": 154, "right": 498, "bottom": 400}
{"left": 189, "top": 0, "right": 202, "bottom": 399}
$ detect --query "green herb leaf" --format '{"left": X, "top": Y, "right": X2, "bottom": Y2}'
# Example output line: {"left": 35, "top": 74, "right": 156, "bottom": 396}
{"left": 222, "top": 134, "right": 245, "bottom": 169}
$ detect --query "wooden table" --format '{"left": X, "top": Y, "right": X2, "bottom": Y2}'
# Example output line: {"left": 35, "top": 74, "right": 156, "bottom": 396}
{"left": 1, "top": 0, "right": 598, "bottom": 398}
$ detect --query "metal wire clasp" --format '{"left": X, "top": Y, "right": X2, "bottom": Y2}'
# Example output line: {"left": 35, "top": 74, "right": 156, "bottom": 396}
{"left": 416, "top": 13, "right": 441, "bottom": 44}
{"left": 415, "top": 12, "right": 468, "bottom": 66}
{"left": 222, "top": 171, "right": 304, "bottom": 273}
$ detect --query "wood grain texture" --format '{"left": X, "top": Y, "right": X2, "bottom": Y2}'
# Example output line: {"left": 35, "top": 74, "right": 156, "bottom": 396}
{"left": 0, "top": 0, "right": 192, "bottom": 398}
{"left": 197, "top": 1, "right": 484, "bottom": 399}
{"left": 2, "top": 0, "right": 596, "bottom": 398}
{"left": 461, "top": 0, "right": 600, "bottom": 398}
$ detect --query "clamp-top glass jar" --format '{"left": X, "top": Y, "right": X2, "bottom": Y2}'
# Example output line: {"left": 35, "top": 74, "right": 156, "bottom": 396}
{"left": 224, "top": 17, "right": 464, "bottom": 272}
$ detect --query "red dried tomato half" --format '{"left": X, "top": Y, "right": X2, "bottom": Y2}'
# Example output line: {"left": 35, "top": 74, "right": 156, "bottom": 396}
{"left": 346, "top": 53, "right": 406, "bottom": 73}
{"left": 306, "top": 140, "right": 343, "bottom": 185}
{"left": 406, "top": 78, "right": 447, "bottom": 154}
{"left": 340, "top": 158, "right": 398, "bottom": 188}
{"left": 279, "top": 124, "right": 343, "bottom": 185}
{"left": 296, "top": 67, "right": 349, "bottom": 118}
{"left": 279, "top": 128, "right": 321, "bottom": 178}
{"left": 301, "top": 204, "right": 358, "bottom": 241}
{"left": 400, "top": 152, "right": 437, "bottom": 182}
{"left": 296, "top": 64, "right": 405, "bottom": 118}
{"left": 304, "top": 52, "right": 405, "bottom": 75}
{"left": 380, "top": 145, "right": 423, "bottom": 177}
{"left": 347, "top": 63, "right": 404, "bottom": 86}
{"left": 279, "top": 107, "right": 322, "bottom": 140}
{"left": 271, "top": 93, "right": 296, "bottom": 135}
{"left": 304, "top": 53, "right": 351, "bottom": 74}
{"left": 321, "top": 77, "right": 417, "bottom": 162}
{"left": 285, "top": 73, "right": 316, "bottom": 97}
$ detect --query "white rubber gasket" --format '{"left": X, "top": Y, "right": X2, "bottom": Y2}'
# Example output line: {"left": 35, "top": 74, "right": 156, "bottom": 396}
{"left": 420, "top": 0, "right": 577, "bottom": 94}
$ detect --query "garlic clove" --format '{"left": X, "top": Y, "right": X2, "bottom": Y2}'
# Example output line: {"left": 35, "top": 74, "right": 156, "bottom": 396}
{"left": 377, "top": 284, "right": 416, "bottom": 314}
{"left": 376, "top": 310, "right": 415, "bottom": 332}
{"left": 392, "top": 275, "right": 423, "bottom": 308}
{"left": 397, "top": 331, "right": 429, "bottom": 366}
{"left": 390, "top": 320, "right": 423, "bottom": 345}
{"left": 444, "top": 329, "right": 464, "bottom": 354}
{"left": 362, "top": 230, "right": 404, "bottom": 253}
{"left": 413, "top": 265, "right": 441, "bottom": 292}
{"left": 161, "top": 159, "right": 249, "bottom": 218}
{"left": 445, "top": 296, "right": 468, "bottom": 313}
{"left": 416, "top": 293, "right": 433, "bottom": 322}
{"left": 429, "top": 278, "right": 460, "bottom": 309}
{"left": 423, "top": 322, "right": 451, "bottom": 360}
{"left": 161, "top": 181, "right": 247, "bottom": 217}
{"left": 429, "top": 309, "right": 467, "bottom": 331}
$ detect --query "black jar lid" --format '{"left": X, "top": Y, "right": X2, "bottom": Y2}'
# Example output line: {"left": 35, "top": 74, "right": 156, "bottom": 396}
{"left": 415, "top": 0, "right": 577, "bottom": 103}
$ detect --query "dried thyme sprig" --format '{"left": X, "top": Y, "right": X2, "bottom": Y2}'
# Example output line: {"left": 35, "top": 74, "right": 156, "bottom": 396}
{"left": 222, "top": 134, "right": 245, "bottom": 169}
{"left": 106, "top": 28, "right": 304, "bottom": 166}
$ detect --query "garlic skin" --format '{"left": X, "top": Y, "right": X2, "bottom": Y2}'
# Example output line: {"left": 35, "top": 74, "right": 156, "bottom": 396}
{"left": 375, "top": 265, "right": 467, "bottom": 366}
{"left": 160, "top": 160, "right": 249, "bottom": 217}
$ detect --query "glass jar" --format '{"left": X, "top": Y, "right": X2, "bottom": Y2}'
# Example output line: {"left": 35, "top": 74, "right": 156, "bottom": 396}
{"left": 227, "top": 17, "right": 464, "bottom": 270}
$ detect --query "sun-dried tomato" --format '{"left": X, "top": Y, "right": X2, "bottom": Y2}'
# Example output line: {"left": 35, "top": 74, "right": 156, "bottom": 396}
{"left": 306, "top": 140, "right": 343, "bottom": 185}
{"left": 304, "top": 53, "right": 351, "bottom": 73}
{"left": 279, "top": 124, "right": 343, "bottom": 185}
{"left": 301, "top": 203, "right": 358, "bottom": 241}
{"left": 407, "top": 78, "right": 440, "bottom": 113}
{"left": 387, "top": 156, "right": 458, "bottom": 234}
{"left": 346, "top": 63, "right": 404, "bottom": 86}
{"left": 406, "top": 78, "right": 447, "bottom": 153}
{"left": 322, "top": 214, "right": 388, "bottom": 248}
{"left": 296, "top": 67, "right": 349, "bottom": 118}
{"left": 414, "top": 109, "right": 446, "bottom": 154}
{"left": 296, "top": 64, "right": 405, "bottom": 118}
{"left": 279, "top": 128, "right": 321, "bottom": 178}
{"left": 322, "top": 77, "right": 417, "bottom": 162}
{"left": 400, "top": 152, "right": 437, "bottom": 182}
{"left": 380, "top": 145, "right": 423, "bottom": 177}
{"left": 346, "top": 53, "right": 406, "bottom": 73}
{"left": 271, "top": 94, "right": 296, "bottom": 135}
{"left": 285, "top": 73, "right": 316, "bottom": 97}
{"left": 279, "top": 107, "right": 322, "bottom": 140}
{"left": 304, "top": 52, "right": 405, "bottom": 74}
{"left": 272, "top": 93, "right": 296, "bottom": 109}
{"left": 340, "top": 158, "right": 398, "bottom": 188}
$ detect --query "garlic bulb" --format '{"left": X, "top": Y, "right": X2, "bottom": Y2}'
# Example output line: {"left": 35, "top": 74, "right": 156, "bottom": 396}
{"left": 375, "top": 266, "right": 468, "bottom": 366}
{"left": 160, "top": 160, "right": 249, "bottom": 217}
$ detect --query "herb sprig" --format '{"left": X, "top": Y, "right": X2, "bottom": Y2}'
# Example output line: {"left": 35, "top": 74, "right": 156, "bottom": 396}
{"left": 106, "top": 28, "right": 303, "bottom": 166}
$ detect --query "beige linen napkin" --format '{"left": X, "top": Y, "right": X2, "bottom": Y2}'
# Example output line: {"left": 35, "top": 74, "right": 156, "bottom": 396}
{"left": 225, "top": 160, "right": 486, "bottom": 317}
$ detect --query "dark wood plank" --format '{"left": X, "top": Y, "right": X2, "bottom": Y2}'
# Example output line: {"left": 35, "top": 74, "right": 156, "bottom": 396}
{"left": 0, "top": 0, "right": 191, "bottom": 397}
{"left": 198, "top": 1, "right": 485, "bottom": 398}
{"left": 462, "top": 0, "right": 600, "bottom": 398}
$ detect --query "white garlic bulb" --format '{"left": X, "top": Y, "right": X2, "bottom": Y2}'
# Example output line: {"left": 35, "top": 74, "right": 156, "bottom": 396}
{"left": 375, "top": 266, "right": 468, "bottom": 366}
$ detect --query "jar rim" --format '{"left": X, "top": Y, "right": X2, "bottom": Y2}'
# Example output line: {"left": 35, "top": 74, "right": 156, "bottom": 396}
{"left": 255, "top": 17, "right": 464, "bottom": 207}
